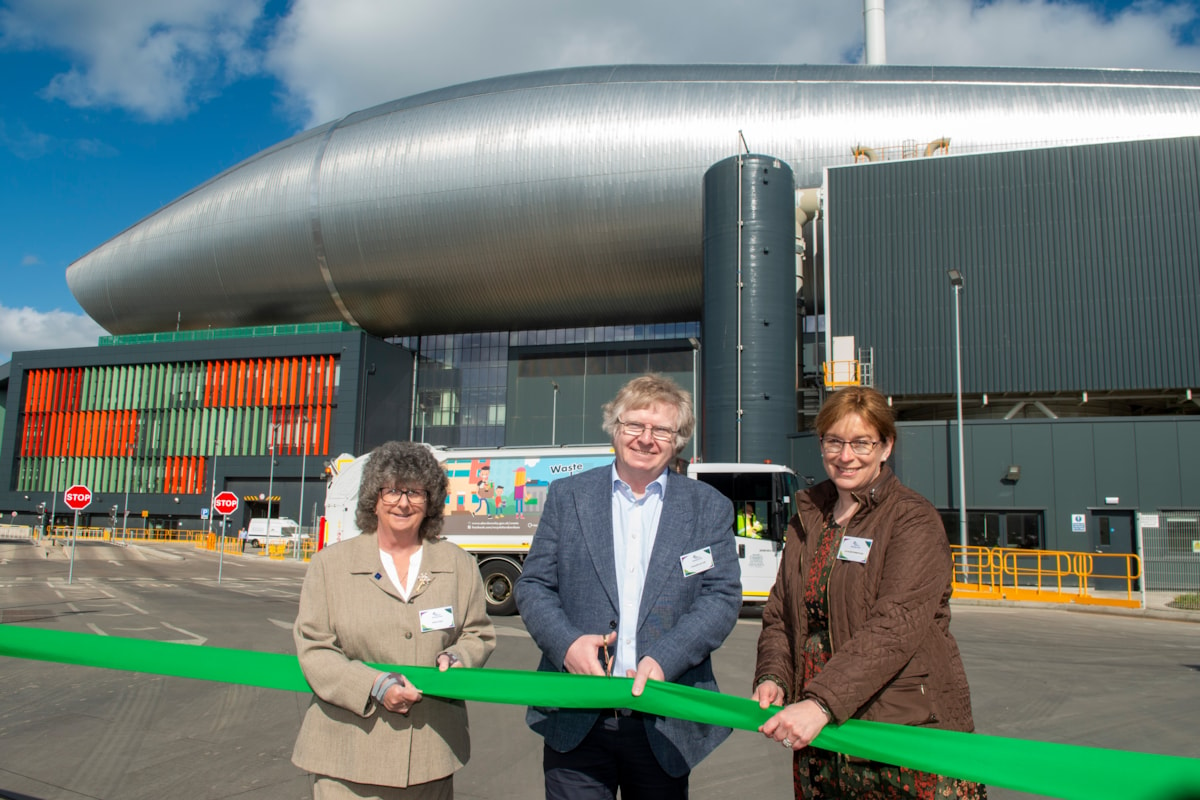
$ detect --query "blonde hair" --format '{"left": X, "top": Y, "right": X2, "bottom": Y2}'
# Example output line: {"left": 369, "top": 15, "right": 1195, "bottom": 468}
{"left": 601, "top": 374, "right": 695, "bottom": 454}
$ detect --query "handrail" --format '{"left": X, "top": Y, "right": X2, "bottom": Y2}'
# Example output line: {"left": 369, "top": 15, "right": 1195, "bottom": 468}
{"left": 951, "top": 545, "right": 1142, "bottom": 608}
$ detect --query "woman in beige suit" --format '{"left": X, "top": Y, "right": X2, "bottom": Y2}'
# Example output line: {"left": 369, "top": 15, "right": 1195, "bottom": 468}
{"left": 293, "top": 441, "right": 496, "bottom": 799}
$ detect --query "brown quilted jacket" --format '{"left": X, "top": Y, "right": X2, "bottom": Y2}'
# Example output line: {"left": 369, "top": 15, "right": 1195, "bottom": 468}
{"left": 754, "top": 465, "right": 975, "bottom": 732}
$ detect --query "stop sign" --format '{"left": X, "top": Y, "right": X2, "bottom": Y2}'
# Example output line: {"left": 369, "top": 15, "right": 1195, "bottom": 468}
{"left": 213, "top": 491, "right": 240, "bottom": 516}
{"left": 63, "top": 485, "right": 92, "bottom": 511}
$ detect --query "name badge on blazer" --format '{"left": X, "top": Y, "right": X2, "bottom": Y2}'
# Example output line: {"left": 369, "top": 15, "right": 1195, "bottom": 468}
{"left": 837, "top": 536, "right": 873, "bottom": 563}
{"left": 680, "top": 546, "right": 715, "bottom": 577}
{"left": 420, "top": 606, "right": 455, "bottom": 632}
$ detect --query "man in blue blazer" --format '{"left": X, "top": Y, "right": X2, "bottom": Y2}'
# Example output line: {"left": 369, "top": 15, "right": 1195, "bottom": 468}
{"left": 516, "top": 374, "right": 742, "bottom": 799}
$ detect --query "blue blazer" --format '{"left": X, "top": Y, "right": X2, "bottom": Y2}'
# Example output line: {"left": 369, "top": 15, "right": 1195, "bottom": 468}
{"left": 515, "top": 464, "right": 741, "bottom": 777}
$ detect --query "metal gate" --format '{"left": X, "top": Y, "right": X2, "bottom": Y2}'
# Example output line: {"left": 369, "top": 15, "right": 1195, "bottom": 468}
{"left": 1140, "top": 511, "right": 1200, "bottom": 593}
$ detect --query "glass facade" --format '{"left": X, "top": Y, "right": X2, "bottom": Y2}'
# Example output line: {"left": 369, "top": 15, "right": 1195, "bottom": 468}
{"left": 400, "top": 322, "right": 699, "bottom": 448}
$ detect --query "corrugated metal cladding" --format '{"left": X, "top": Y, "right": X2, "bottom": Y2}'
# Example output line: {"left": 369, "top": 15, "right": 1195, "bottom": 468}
{"left": 702, "top": 155, "right": 797, "bottom": 466}
{"left": 826, "top": 135, "right": 1200, "bottom": 396}
{"left": 65, "top": 64, "right": 1200, "bottom": 337}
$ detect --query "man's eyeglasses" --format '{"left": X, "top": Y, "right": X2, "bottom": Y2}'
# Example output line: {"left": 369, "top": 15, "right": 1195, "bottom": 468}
{"left": 379, "top": 487, "right": 428, "bottom": 505}
{"left": 820, "top": 436, "right": 880, "bottom": 456}
{"left": 618, "top": 419, "right": 678, "bottom": 442}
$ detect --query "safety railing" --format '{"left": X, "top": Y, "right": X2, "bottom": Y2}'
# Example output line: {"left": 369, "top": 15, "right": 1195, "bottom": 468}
{"left": 950, "top": 545, "right": 1142, "bottom": 608}
{"left": 822, "top": 360, "right": 862, "bottom": 388}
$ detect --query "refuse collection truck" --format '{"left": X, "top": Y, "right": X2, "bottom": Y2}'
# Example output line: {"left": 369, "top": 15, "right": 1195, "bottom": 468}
{"left": 321, "top": 445, "right": 801, "bottom": 616}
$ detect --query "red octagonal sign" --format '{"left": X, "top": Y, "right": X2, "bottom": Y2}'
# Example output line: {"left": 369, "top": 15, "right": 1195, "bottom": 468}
{"left": 213, "top": 491, "right": 240, "bottom": 517}
{"left": 63, "top": 484, "right": 92, "bottom": 511}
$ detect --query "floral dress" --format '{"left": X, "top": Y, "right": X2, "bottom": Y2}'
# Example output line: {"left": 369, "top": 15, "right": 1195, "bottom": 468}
{"left": 795, "top": 519, "right": 987, "bottom": 800}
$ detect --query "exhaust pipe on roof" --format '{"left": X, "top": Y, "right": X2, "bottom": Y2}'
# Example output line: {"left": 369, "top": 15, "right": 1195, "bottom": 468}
{"left": 864, "top": 0, "right": 886, "bottom": 65}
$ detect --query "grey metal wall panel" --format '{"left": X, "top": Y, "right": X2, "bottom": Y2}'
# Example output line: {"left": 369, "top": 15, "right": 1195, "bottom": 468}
{"left": 1093, "top": 424, "right": 1138, "bottom": 506}
{"left": 1133, "top": 420, "right": 1185, "bottom": 511}
{"left": 828, "top": 136, "right": 1200, "bottom": 395}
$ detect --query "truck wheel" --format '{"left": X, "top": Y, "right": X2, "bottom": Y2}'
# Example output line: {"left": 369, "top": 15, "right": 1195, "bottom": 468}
{"left": 479, "top": 559, "right": 521, "bottom": 616}
{"left": 249, "top": 538, "right": 260, "bottom": 548}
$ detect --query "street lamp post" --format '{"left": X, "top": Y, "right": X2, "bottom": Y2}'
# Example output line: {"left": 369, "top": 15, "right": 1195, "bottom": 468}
{"left": 551, "top": 381, "right": 559, "bottom": 445}
{"left": 266, "top": 424, "right": 278, "bottom": 540}
{"left": 297, "top": 415, "right": 309, "bottom": 560}
{"left": 947, "top": 269, "right": 968, "bottom": 572}
{"left": 49, "top": 456, "right": 65, "bottom": 537}
{"left": 121, "top": 418, "right": 142, "bottom": 546}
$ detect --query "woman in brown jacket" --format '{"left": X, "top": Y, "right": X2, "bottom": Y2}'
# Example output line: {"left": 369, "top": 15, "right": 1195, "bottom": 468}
{"left": 753, "top": 387, "right": 984, "bottom": 799}
{"left": 293, "top": 441, "right": 495, "bottom": 799}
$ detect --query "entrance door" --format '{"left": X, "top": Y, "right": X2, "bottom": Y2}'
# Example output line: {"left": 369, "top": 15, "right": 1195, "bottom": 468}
{"left": 1089, "top": 510, "right": 1137, "bottom": 591}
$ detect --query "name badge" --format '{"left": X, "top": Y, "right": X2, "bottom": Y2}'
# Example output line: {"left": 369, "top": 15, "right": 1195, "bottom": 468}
{"left": 836, "top": 536, "right": 873, "bottom": 563}
{"left": 680, "top": 546, "right": 715, "bottom": 577}
{"left": 419, "top": 606, "right": 455, "bottom": 632}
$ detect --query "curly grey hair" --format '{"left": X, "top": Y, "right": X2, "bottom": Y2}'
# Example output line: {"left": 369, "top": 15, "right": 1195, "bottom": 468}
{"left": 600, "top": 373, "right": 695, "bottom": 455}
{"left": 355, "top": 441, "right": 448, "bottom": 541}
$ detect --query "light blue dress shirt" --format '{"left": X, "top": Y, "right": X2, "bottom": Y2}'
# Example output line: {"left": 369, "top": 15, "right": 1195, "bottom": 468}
{"left": 610, "top": 464, "right": 668, "bottom": 677}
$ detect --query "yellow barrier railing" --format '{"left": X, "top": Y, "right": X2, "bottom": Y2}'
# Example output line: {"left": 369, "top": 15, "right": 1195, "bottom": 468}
{"left": 822, "top": 360, "right": 862, "bottom": 388}
{"left": 950, "top": 545, "right": 1142, "bottom": 608}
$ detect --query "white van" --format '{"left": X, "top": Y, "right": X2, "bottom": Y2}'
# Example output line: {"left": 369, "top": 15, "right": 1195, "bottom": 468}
{"left": 246, "top": 517, "right": 302, "bottom": 548}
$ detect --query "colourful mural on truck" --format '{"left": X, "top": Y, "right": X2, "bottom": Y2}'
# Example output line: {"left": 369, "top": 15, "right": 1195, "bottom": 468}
{"left": 441, "top": 454, "right": 614, "bottom": 536}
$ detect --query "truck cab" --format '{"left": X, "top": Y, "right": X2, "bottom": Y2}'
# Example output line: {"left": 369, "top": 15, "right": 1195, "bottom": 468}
{"left": 685, "top": 462, "right": 800, "bottom": 603}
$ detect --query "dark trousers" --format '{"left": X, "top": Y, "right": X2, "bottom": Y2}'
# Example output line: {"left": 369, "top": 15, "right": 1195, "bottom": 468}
{"left": 543, "top": 714, "right": 689, "bottom": 800}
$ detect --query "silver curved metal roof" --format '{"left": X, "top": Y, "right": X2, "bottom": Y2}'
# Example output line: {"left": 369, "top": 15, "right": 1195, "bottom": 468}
{"left": 67, "top": 64, "right": 1200, "bottom": 336}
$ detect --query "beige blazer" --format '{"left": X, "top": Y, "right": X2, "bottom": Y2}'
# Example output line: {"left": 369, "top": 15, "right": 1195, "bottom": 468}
{"left": 292, "top": 534, "right": 496, "bottom": 788}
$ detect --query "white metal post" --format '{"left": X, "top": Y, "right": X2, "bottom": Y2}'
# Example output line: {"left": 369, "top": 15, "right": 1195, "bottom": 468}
{"left": 551, "top": 382, "right": 559, "bottom": 445}
{"left": 948, "top": 269, "right": 968, "bottom": 573}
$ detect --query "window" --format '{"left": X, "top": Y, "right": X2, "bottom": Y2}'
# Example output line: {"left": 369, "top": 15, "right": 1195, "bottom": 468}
{"left": 941, "top": 510, "right": 1044, "bottom": 549}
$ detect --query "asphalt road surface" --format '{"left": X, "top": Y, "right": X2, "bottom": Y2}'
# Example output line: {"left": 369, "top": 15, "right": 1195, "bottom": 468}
{"left": 1, "top": 539, "right": 1198, "bottom": 800}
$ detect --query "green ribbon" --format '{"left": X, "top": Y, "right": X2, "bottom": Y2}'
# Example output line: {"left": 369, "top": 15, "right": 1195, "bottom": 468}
{"left": 1, "top": 625, "right": 1196, "bottom": 800}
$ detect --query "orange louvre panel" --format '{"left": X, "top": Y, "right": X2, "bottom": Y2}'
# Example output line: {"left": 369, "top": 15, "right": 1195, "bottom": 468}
{"left": 241, "top": 360, "right": 251, "bottom": 407}
{"left": 217, "top": 361, "right": 228, "bottom": 407}
{"left": 103, "top": 411, "right": 115, "bottom": 457}
{"left": 93, "top": 411, "right": 104, "bottom": 457}
{"left": 254, "top": 358, "right": 265, "bottom": 406}
{"left": 196, "top": 456, "right": 205, "bottom": 494}
{"left": 289, "top": 358, "right": 299, "bottom": 407}
{"left": 235, "top": 360, "right": 246, "bottom": 407}
{"left": 321, "top": 405, "right": 331, "bottom": 456}
{"left": 277, "top": 358, "right": 289, "bottom": 407}
{"left": 24, "top": 371, "right": 38, "bottom": 413}
{"left": 314, "top": 358, "right": 326, "bottom": 409}
{"left": 85, "top": 411, "right": 96, "bottom": 458}
{"left": 205, "top": 361, "right": 216, "bottom": 407}
{"left": 269, "top": 358, "right": 280, "bottom": 406}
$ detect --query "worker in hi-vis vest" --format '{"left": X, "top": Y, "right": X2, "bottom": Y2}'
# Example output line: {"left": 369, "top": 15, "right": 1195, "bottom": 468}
{"left": 736, "top": 502, "right": 764, "bottom": 538}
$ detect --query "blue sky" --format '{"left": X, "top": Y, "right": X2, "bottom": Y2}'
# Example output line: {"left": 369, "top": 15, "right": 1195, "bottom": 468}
{"left": 2, "top": 0, "right": 1198, "bottom": 362}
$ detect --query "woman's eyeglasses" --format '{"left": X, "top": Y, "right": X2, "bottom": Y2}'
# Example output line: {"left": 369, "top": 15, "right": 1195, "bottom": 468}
{"left": 379, "top": 487, "right": 428, "bottom": 505}
{"left": 820, "top": 436, "right": 880, "bottom": 456}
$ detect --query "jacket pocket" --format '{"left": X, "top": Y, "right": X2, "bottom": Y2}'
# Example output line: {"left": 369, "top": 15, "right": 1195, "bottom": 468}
{"left": 863, "top": 675, "right": 938, "bottom": 727}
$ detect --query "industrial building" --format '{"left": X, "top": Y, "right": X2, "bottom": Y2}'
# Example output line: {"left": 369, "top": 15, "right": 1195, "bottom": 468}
{"left": 1, "top": 64, "right": 1198, "bottom": 587}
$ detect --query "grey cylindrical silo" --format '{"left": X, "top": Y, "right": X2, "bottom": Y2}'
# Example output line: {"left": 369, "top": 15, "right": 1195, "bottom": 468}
{"left": 702, "top": 154, "right": 797, "bottom": 465}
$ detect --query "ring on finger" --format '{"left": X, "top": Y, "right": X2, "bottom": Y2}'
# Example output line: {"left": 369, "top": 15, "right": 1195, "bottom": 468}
{"left": 782, "top": 738, "right": 792, "bottom": 748}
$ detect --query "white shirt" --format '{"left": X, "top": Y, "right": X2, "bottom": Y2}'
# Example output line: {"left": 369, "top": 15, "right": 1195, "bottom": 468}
{"left": 610, "top": 464, "right": 667, "bottom": 677}
{"left": 380, "top": 544, "right": 424, "bottom": 602}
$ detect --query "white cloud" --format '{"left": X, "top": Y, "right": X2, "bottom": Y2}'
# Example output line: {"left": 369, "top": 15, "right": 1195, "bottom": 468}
{"left": 887, "top": 0, "right": 1200, "bottom": 70}
{"left": 264, "top": 0, "right": 864, "bottom": 127}
{"left": 20, "top": 254, "right": 41, "bottom": 267}
{"left": 0, "top": 0, "right": 267, "bottom": 122}
{"left": 263, "top": 0, "right": 1200, "bottom": 129}
{"left": 2, "top": 0, "right": 1199, "bottom": 129}
{"left": 0, "top": 306, "right": 108, "bottom": 364}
